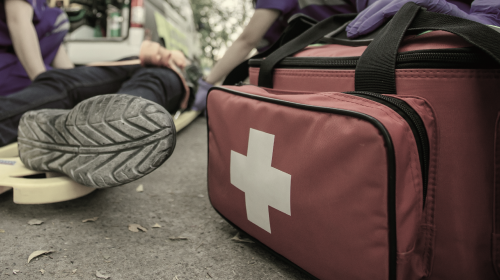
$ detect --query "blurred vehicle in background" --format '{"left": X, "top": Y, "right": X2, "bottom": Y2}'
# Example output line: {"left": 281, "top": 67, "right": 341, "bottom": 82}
{"left": 52, "top": 0, "right": 201, "bottom": 66}
{"left": 50, "top": 0, "right": 203, "bottom": 108}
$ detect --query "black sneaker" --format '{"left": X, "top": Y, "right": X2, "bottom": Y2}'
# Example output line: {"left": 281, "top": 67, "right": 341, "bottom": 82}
{"left": 17, "top": 94, "right": 176, "bottom": 188}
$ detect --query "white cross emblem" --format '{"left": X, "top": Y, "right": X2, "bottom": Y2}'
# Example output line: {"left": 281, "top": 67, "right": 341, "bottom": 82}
{"left": 230, "top": 129, "right": 292, "bottom": 233}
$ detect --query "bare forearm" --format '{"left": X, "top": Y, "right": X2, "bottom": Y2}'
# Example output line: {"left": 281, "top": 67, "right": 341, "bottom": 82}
{"left": 8, "top": 21, "right": 45, "bottom": 80}
{"left": 205, "top": 9, "right": 280, "bottom": 85}
{"left": 6, "top": 0, "right": 46, "bottom": 80}
{"left": 205, "top": 39, "right": 256, "bottom": 84}
{"left": 52, "top": 45, "right": 75, "bottom": 69}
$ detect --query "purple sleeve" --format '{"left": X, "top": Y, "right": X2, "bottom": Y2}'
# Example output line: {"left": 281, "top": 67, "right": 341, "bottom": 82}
{"left": 255, "top": 0, "right": 297, "bottom": 15}
{"left": 470, "top": 0, "right": 500, "bottom": 26}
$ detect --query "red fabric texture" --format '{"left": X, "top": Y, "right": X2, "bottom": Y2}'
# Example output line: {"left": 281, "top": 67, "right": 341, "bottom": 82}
{"left": 249, "top": 67, "right": 500, "bottom": 280}
{"left": 246, "top": 31, "right": 500, "bottom": 279}
{"left": 207, "top": 84, "right": 431, "bottom": 279}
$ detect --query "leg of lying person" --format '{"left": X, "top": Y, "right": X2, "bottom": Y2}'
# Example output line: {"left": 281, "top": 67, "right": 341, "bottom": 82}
{"left": 116, "top": 67, "right": 184, "bottom": 114}
{"left": 0, "top": 64, "right": 141, "bottom": 146}
{"left": 0, "top": 64, "right": 180, "bottom": 188}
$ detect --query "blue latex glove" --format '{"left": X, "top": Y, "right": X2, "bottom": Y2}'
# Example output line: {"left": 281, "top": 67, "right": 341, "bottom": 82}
{"left": 191, "top": 78, "right": 213, "bottom": 111}
{"left": 347, "top": 0, "right": 500, "bottom": 38}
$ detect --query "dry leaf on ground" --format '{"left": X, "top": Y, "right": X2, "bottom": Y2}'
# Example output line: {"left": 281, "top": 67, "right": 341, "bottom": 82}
{"left": 169, "top": 236, "right": 188, "bottom": 241}
{"left": 96, "top": 270, "right": 110, "bottom": 279}
{"left": 136, "top": 184, "right": 144, "bottom": 192}
{"left": 28, "top": 219, "right": 43, "bottom": 225}
{"left": 231, "top": 232, "right": 254, "bottom": 244}
{"left": 0, "top": 229, "right": 5, "bottom": 233}
{"left": 128, "top": 224, "right": 147, "bottom": 232}
{"left": 13, "top": 270, "right": 20, "bottom": 275}
{"left": 82, "top": 217, "right": 98, "bottom": 223}
{"left": 152, "top": 223, "right": 161, "bottom": 228}
{"left": 28, "top": 250, "right": 53, "bottom": 263}
{"left": 40, "top": 269, "right": 45, "bottom": 275}
{"left": 72, "top": 269, "right": 77, "bottom": 274}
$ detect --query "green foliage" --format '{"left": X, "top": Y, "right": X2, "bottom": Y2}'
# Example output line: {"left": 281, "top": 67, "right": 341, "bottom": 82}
{"left": 190, "top": 0, "right": 253, "bottom": 67}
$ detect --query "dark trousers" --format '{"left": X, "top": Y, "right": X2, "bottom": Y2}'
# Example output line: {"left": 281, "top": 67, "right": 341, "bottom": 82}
{"left": 0, "top": 64, "right": 183, "bottom": 146}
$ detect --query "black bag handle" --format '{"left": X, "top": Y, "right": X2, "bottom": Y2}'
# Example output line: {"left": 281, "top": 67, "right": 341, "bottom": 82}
{"left": 258, "top": 14, "right": 358, "bottom": 88}
{"left": 223, "top": 14, "right": 318, "bottom": 86}
{"left": 355, "top": 2, "right": 500, "bottom": 94}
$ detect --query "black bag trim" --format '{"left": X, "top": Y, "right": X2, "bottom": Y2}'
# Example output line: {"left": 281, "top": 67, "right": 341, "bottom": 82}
{"left": 249, "top": 48, "right": 495, "bottom": 70}
{"left": 356, "top": 2, "right": 500, "bottom": 94}
{"left": 258, "top": 14, "right": 358, "bottom": 88}
{"left": 223, "top": 14, "right": 320, "bottom": 86}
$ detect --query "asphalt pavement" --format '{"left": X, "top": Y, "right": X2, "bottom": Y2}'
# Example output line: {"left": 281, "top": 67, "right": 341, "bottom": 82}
{"left": 0, "top": 117, "right": 314, "bottom": 280}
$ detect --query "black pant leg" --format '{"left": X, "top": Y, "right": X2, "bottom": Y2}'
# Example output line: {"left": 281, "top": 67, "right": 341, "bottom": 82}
{"left": 117, "top": 67, "right": 183, "bottom": 114}
{"left": 0, "top": 65, "right": 141, "bottom": 146}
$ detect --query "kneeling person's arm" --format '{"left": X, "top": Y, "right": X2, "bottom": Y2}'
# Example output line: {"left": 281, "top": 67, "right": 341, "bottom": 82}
{"left": 5, "top": 0, "right": 46, "bottom": 80}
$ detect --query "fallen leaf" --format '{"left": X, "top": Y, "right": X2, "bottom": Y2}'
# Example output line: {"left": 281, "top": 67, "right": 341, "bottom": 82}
{"left": 231, "top": 232, "right": 254, "bottom": 244}
{"left": 13, "top": 270, "right": 20, "bottom": 275}
{"left": 28, "top": 219, "right": 43, "bottom": 225}
{"left": 128, "top": 224, "right": 147, "bottom": 232}
{"left": 96, "top": 270, "right": 110, "bottom": 279}
{"left": 28, "top": 250, "right": 53, "bottom": 263}
{"left": 82, "top": 217, "right": 98, "bottom": 223}
{"left": 0, "top": 229, "right": 4, "bottom": 233}
{"left": 136, "top": 184, "right": 144, "bottom": 192}
{"left": 173, "top": 276, "right": 179, "bottom": 280}
{"left": 152, "top": 223, "right": 162, "bottom": 228}
{"left": 169, "top": 236, "right": 188, "bottom": 241}
{"left": 40, "top": 269, "right": 45, "bottom": 275}
{"left": 72, "top": 269, "right": 77, "bottom": 274}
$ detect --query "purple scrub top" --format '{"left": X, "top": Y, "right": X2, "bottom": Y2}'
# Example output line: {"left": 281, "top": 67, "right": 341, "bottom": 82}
{"left": 0, "top": 0, "right": 69, "bottom": 96}
{"left": 255, "top": 0, "right": 473, "bottom": 53}
{"left": 255, "top": 0, "right": 358, "bottom": 52}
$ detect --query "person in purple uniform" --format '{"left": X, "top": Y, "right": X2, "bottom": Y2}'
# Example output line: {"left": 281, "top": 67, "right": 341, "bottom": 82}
{"left": 191, "top": 0, "right": 357, "bottom": 111}
{"left": 347, "top": 0, "right": 500, "bottom": 38}
{"left": 0, "top": 0, "right": 74, "bottom": 96}
{"left": 191, "top": 0, "right": 499, "bottom": 112}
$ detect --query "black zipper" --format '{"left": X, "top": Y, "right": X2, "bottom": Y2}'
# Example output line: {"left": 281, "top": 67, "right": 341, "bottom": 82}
{"left": 207, "top": 86, "right": 398, "bottom": 280}
{"left": 249, "top": 49, "right": 494, "bottom": 69}
{"left": 345, "top": 91, "right": 429, "bottom": 207}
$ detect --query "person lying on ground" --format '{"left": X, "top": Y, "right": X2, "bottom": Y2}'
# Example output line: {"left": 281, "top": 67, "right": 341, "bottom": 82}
{"left": 0, "top": 41, "right": 191, "bottom": 189}
{"left": 1, "top": 0, "right": 74, "bottom": 96}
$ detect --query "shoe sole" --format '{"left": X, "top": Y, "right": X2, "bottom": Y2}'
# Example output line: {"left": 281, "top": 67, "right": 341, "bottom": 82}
{"left": 17, "top": 94, "right": 176, "bottom": 188}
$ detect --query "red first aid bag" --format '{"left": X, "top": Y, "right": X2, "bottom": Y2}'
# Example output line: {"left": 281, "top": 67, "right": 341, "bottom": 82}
{"left": 207, "top": 3, "right": 500, "bottom": 280}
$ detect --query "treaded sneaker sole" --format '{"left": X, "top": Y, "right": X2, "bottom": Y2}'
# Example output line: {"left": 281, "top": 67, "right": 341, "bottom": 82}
{"left": 17, "top": 94, "right": 176, "bottom": 188}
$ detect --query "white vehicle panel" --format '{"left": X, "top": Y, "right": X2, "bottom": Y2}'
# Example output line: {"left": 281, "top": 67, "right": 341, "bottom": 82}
{"left": 64, "top": 28, "right": 145, "bottom": 64}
